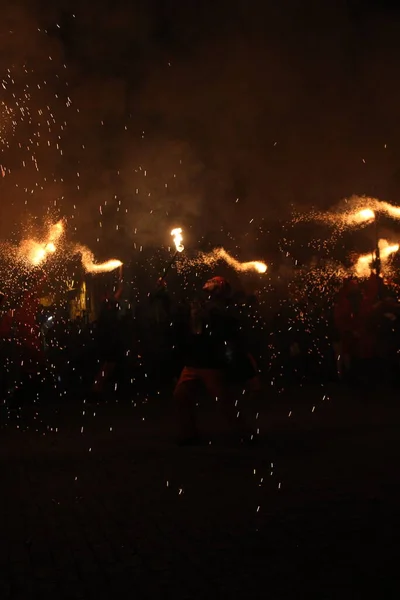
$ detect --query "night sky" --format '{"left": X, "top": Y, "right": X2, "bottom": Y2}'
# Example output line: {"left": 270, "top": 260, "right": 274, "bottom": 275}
{"left": 2, "top": 0, "right": 400, "bottom": 257}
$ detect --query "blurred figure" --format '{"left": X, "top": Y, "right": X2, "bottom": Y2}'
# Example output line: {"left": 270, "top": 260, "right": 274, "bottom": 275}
{"left": 360, "top": 275, "right": 400, "bottom": 384}
{"left": 333, "top": 277, "right": 362, "bottom": 381}
{"left": 13, "top": 282, "right": 46, "bottom": 370}
{"left": 146, "top": 278, "right": 173, "bottom": 387}
{"left": 0, "top": 277, "right": 47, "bottom": 405}
{"left": 0, "top": 292, "right": 12, "bottom": 337}
{"left": 151, "top": 278, "right": 171, "bottom": 324}
{"left": 172, "top": 276, "right": 256, "bottom": 445}
{"left": 91, "top": 282, "right": 123, "bottom": 400}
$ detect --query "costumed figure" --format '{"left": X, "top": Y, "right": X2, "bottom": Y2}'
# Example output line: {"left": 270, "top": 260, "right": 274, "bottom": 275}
{"left": 91, "top": 281, "right": 123, "bottom": 399}
{"left": 333, "top": 277, "right": 363, "bottom": 380}
{"left": 172, "top": 276, "right": 257, "bottom": 445}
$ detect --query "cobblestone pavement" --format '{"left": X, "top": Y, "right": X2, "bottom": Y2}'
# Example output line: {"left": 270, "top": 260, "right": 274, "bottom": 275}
{"left": 1, "top": 385, "right": 399, "bottom": 599}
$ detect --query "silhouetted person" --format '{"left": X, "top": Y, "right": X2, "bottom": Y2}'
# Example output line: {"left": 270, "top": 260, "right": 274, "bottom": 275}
{"left": 173, "top": 276, "right": 256, "bottom": 445}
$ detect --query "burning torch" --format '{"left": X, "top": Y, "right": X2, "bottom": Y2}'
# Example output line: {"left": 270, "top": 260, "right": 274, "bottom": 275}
{"left": 158, "top": 228, "right": 184, "bottom": 284}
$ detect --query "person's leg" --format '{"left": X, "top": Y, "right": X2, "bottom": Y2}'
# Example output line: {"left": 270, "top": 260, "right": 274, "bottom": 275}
{"left": 173, "top": 367, "right": 200, "bottom": 443}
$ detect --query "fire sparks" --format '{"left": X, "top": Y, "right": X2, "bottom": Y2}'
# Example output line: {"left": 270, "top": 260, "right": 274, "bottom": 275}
{"left": 75, "top": 245, "right": 122, "bottom": 274}
{"left": 354, "top": 239, "right": 399, "bottom": 278}
{"left": 297, "top": 197, "right": 400, "bottom": 231}
{"left": 12, "top": 219, "right": 122, "bottom": 275}
{"left": 17, "top": 220, "right": 64, "bottom": 267}
{"left": 0, "top": 101, "right": 15, "bottom": 148}
{"left": 171, "top": 228, "right": 184, "bottom": 253}
{"left": 18, "top": 240, "right": 47, "bottom": 267}
{"left": 343, "top": 198, "right": 400, "bottom": 225}
{"left": 47, "top": 221, "right": 64, "bottom": 244}
{"left": 189, "top": 247, "right": 267, "bottom": 274}
{"left": 214, "top": 248, "right": 267, "bottom": 273}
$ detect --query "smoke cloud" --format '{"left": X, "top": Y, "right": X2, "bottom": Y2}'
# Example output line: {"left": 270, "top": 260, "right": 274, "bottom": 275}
{"left": 1, "top": 0, "right": 400, "bottom": 260}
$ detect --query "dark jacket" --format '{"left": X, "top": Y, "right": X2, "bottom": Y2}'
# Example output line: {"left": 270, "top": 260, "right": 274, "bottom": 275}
{"left": 173, "top": 299, "right": 257, "bottom": 380}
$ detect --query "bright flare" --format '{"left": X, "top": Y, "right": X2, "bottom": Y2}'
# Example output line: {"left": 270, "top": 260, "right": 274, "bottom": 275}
{"left": 354, "top": 238, "right": 399, "bottom": 277}
{"left": 196, "top": 247, "right": 267, "bottom": 274}
{"left": 215, "top": 248, "right": 267, "bottom": 273}
{"left": 18, "top": 220, "right": 64, "bottom": 267}
{"left": 171, "top": 228, "right": 184, "bottom": 253}
{"left": 76, "top": 245, "right": 122, "bottom": 274}
{"left": 345, "top": 198, "right": 400, "bottom": 224}
{"left": 378, "top": 240, "right": 400, "bottom": 260}
{"left": 346, "top": 208, "right": 375, "bottom": 225}
{"left": 19, "top": 240, "right": 47, "bottom": 266}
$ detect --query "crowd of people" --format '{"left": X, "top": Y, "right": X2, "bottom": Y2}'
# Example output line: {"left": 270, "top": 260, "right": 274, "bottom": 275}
{"left": 333, "top": 273, "right": 400, "bottom": 384}
{"left": 1, "top": 268, "right": 400, "bottom": 441}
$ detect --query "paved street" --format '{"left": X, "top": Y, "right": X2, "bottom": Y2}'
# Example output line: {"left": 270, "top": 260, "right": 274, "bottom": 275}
{"left": 1, "top": 385, "right": 399, "bottom": 599}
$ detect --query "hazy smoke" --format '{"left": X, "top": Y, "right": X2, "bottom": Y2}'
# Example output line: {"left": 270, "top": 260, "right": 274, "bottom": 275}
{"left": 1, "top": 0, "right": 400, "bottom": 258}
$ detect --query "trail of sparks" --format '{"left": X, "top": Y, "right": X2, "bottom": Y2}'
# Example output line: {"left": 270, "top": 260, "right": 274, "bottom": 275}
{"left": 182, "top": 247, "right": 267, "bottom": 274}
{"left": 17, "top": 220, "right": 65, "bottom": 267}
{"left": 308, "top": 197, "right": 400, "bottom": 229}
{"left": 75, "top": 245, "right": 122, "bottom": 274}
{"left": 4, "top": 218, "right": 122, "bottom": 276}
{"left": 0, "top": 101, "right": 15, "bottom": 147}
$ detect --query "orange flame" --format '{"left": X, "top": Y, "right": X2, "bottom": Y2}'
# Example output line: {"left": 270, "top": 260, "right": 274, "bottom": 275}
{"left": 378, "top": 201, "right": 400, "bottom": 220}
{"left": 354, "top": 239, "right": 399, "bottom": 277}
{"left": 346, "top": 208, "right": 375, "bottom": 225}
{"left": 345, "top": 199, "right": 400, "bottom": 225}
{"left": 171, "top": 228, "right": 184, "bottom": 252}
{"left": 18, "top": 220, "right": 64, "bottom": 266}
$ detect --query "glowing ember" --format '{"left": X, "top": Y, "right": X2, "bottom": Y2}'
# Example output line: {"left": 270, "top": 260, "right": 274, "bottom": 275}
{"left": 171, "top": 228, "right": 184, "bottom": 253}
{"left": 76, "top": 245, "right": 122, "bottom": 273}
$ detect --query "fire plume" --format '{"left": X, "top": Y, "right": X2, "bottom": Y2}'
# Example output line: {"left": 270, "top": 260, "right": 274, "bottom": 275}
{"left": 76, "top": 245, "right": 122, "bottom": 274}
{"left": 199, "top": 247, "right": 267, "bottom": 274}
{"left": 354, "top": 239, "right": 399, "bottom": 277}
{"left": 345, "top": 198, "right": 400, "bottom": 225}
{"left": 18, "top": 220, "right": 64, "bottom": 267}
{"left": 346, "top": 208, "right": 375, "bottom": 225}
{"left": 171, "top": 228, "right": 184, "bottom": 253}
